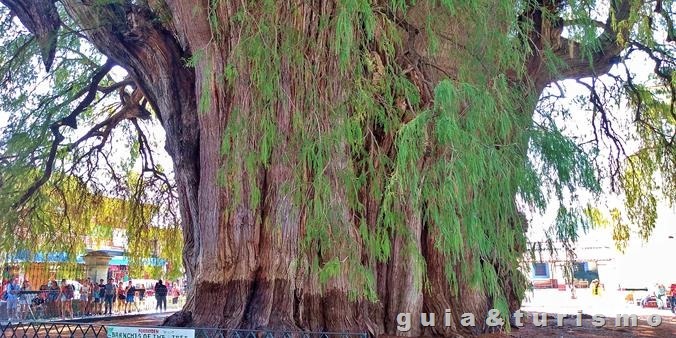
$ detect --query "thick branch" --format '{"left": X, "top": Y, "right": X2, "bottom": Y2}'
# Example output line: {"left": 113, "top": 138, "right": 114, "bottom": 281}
{"left": 549, "top": 0, "right": 634, "bottom": 81}
{"left": 59, "top": 59, "right": 114, "bottom": 128}
{"left": 12, "top": 60, "right": 114, "bottom": 208}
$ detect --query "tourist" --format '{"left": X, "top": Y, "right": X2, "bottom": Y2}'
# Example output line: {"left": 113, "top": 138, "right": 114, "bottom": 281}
{"left": 170, "top": 282, "right": 180, "bottom": 305}
{"left": 91, "top": 281, "right": 101, "bottom": 315}
{"left": 104, "top": 278, "right": 115, "bottom": 315}
{"left": 98, "top": 279, "right": 106, "bottom": 314}
{"left": 3, "top": 276, "right": 20, "bottom": 322}
{"left": 48, "top": 280, "right": 59, "bottom": 317}
{"left": 80, "top": 278, "right": 92, "bottom": 315}
{"left": 124, "top": 280, "right": 138, "bottom": 313}
{"left": 656, "top": 283, "right": 667, "bottom": 309}
{"left": 670, "top": 283, "right": 676, "bottom": 314}
{"left": 154, "top": 279, "right": 167, "bottom": 312}
{"left": 18, "top": 279, "right": 32, "bottom": 320}
{"left": 116, "top": 282, "right": 126, "bottom": 314}
{"left": 60, "top": 279, "right": 75, "bottom": 319}
{"left": 137, "top": 283, "right": 146, "bottom": 311}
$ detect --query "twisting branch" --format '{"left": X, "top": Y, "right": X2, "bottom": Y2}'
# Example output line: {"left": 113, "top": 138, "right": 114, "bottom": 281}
{"left": 627, "top": 41, "right": 676, "bottom": 124}
{"left": 59, "top": 59, "right": 114, "bottom": 128}
{"left": 654, "top": 0, "right": 676, "bottom": 42}
{"left": 12, "top": 59, "right": 114, "bottom": 208}
{"left": 576, "top": 78, "right": 628, "bottom": 190}
{"left": 550, "top": 0, "right": 634, "bottom": 81}
{"left": 67, "top": 85, "right": 151, "bottom": 166}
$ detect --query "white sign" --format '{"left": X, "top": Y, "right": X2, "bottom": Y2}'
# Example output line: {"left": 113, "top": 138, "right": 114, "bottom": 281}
{"left": 107, "top": 326, "right": 195, "bottom": 338}
{"left": 112, "top": 229, "right": 128, "bottom": 248}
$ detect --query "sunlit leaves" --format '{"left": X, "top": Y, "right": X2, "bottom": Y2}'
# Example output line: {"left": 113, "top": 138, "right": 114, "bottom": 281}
{"left": 529, "top": 124, "right": 601, "bottom": 201}
{"left": 0, "top": 3, "right": 182, "bottom": 279}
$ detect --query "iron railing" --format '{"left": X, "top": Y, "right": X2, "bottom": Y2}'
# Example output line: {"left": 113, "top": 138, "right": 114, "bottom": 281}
{"left": 0, "top": 322, "right": 369, "bottom": 338}
{"left": 0, "top": 322, "right": 107, "bottom": 337}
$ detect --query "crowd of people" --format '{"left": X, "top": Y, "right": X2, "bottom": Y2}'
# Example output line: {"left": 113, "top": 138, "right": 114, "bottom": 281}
{"left": 644, "top": 283, "right": 676, "bottom": 311}
{"left": 2, "top": 276, "right": 183, "bottom": 322}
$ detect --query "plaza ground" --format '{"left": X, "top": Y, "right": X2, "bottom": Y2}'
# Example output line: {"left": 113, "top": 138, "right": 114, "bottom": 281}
{"left": 5, "top": 289, "right": 676, "bottom": 337}
{"left": 53, "top": 288, "right": 676, "bottom": 337}
{"left": 481, "top": 288, "right": 676, "bottom": 337}
{"left": 80, "top": 311, "right": 174, "bottom": 326}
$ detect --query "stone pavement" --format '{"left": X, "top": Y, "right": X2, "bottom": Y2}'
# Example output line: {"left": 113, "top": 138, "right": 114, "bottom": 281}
{"left": 0, "top": 307, "right": 177, "bottom": 326}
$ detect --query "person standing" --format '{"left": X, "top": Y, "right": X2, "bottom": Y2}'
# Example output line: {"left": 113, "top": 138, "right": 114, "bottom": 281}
{"left": 104, "top": 278, "right": 115, "bottom": 315}
{"left": 170, "top": 282, "right": 180, "bottom": 305}
{"left": 91, "top": 281, "right": 101, "bottom": 315}
{"left": 154, "top": 280, "right": 167, "bottom": 312}
{"left": 3, "top": 276, "right": 21, "bottom": 322}
{"left": 98, "top": 279, "right": 106, "bottom": 315}
{"left": 116, "top": 282, "right": 126, "bottom": 314}
{"left": 670, "top": 284, "right": 676, "bottom": 314}
{"left": 124, "top": 280, "right": 138, "bottom": 313}
{"left": 137, "top": 284, "right": 146, "bottom": 311}
{"left": 656, "top": 284, "right": 667, "bottom": 309}
{"left": 47, "top": 280, "right": 59, "bottom": 317}
{"left": 80, "top": 278, "right": 91, "bottom": 316}
{"left": 18, "top": 279, "right": 32, "bottom": 320}
{"left": 59, "top": 279, "right": 74, "bottom": 319}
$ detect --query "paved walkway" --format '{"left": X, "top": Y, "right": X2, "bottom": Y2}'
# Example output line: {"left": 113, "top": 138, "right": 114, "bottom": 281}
{"left": 521, "top": 288, "right": 676, "bottom": 319}
{"left": 1, "top": 309, "right": 176, "bottom": 326}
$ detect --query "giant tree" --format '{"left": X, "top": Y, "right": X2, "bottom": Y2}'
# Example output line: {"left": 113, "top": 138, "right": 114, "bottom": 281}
{"left": 0, "top": 0, "right": 674, "bottom": 336}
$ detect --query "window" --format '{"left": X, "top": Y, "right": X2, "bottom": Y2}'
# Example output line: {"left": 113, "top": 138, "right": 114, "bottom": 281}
{"left": 576, "top": 262, "right": 588, "bottom": 272}
{"left": 533, "top": 263, "right": 549, "bottom": 278}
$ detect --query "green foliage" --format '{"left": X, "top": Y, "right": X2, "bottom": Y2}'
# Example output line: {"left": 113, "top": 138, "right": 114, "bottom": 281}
{"left": 0, "top": 3, "right": 182, "bottom": 279}
{"left": 183, "top": 1, "right": 672, "bottom": 322}
{"left": 1, "top": 1, "right": 674, "bottom": 328}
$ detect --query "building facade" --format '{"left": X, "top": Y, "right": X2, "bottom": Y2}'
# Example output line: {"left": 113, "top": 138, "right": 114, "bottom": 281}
{"left": 524, "top": 244, "right": 616, "bottom": 290}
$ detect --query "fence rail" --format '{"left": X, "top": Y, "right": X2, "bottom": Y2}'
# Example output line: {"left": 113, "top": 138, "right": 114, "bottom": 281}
{"left": 1, "top": 322, "right": 107, "bottom": 337}
{"left": 0, "top": 322, "right": 369, "bottom": 338}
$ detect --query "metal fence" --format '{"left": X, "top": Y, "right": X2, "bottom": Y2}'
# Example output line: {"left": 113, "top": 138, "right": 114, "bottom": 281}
{"left": 0, "top": 322, "right": 107, "bottom": 337}
{"left": 0, "top": 322, "right": 369, "bottom": 338}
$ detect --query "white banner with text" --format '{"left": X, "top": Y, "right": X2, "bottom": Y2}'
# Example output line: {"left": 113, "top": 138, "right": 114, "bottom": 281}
{"left": 107, "top": 326, "right": 195, "bottom": 338}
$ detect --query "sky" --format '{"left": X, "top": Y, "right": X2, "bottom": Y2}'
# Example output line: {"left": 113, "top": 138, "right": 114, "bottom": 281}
{"left": 524, "top": 52, "right": 676, "bottom": 285}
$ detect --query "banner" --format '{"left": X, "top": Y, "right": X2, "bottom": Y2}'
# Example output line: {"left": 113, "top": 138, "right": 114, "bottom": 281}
{"left": 107, "top": 326, "right": 195, "bottom": 338}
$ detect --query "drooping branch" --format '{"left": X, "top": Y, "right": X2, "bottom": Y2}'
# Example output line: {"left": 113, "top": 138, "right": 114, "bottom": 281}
{"left": 550, "top": 0, "right": 634, "bottom": 81}
{"left": 576, "top": 77, "right": 628, "bottom": 189}
{"left": 627, "top": 41, "right": 676, "bottom": 125}
{"left": 67, "top": 85, "right": 152, "bottom": 165}
{"left": 655, "top": 0, "right": 676, "bottom": 42}
{"left": 12, "top": 60, "right": 114, "bottom": 208}
{"left": 2, "top": 0, "right": 199, "bottom": 288}
{"left": 0, "top": 35, "right": 34, "bottom": 87}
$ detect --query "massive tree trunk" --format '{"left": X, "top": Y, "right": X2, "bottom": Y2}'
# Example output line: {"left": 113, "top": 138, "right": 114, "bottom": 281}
{"left": 4, "top": 0, "right": 630, "bottom": 336}
{"left": 159, "top": 3, "right": 534, "bottom": 335}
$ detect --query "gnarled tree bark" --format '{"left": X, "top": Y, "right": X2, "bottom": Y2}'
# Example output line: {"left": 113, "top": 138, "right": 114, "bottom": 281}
{"left": 1, "top": 0, "right": 635, "bottom": 336}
